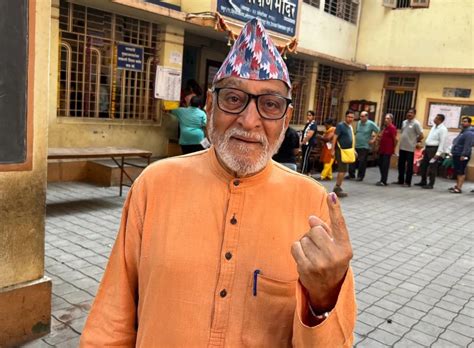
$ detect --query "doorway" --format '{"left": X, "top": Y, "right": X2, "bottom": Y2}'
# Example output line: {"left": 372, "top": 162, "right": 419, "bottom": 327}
{"left": 382, "top": 74, "right": 418, "bottom": 128}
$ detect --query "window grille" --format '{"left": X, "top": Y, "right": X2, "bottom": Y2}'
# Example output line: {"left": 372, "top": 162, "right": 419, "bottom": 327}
{"left": 58, "top": 1, "right": 162, "bottom": 120}
{"left": 314, "top": 65, "right": 347, "bottom": 122}
{"left": 287, "top": 58, "right": 311, "bottom": 125}
{"left": 324, "top": 0, "right": 359, "bottom": 24}
{"left": 385, "top": 74, "right": 418, "bottom": 89}
{"left": 383, "top": 0, "right": 429, "bottom": 9}
{"left": 383, "top": 74, "right": 418, "bottom": 128}
{"left": 303, "top": 0, "right": 321, "bottom": 8}
{"left": 396, "top": 0, "right": 411, "bottom": 8}
{"left": 410, "top": 0, "right": 429, "bottom": 7}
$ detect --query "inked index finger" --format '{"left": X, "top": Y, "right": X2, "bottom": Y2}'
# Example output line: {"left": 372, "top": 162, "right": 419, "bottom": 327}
{"left": 327, "top": 192, "right": 350, "bottom": 242}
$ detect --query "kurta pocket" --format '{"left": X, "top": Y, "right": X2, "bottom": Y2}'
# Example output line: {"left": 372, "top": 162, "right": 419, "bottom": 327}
{"left": 241, "top": 273, "right": 297, "bottom": 347}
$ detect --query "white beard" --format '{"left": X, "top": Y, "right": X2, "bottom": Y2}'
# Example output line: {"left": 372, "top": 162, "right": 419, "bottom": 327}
{"left": 208, "top": 111, "right": 286, "bottom": 177}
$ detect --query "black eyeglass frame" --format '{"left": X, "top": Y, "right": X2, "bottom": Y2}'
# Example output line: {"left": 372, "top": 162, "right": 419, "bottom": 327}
{"left": 212, "top": 87, "right": 292, "bottom": 120}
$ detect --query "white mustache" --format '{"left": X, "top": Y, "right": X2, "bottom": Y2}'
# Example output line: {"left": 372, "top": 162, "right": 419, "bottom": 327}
{"left": 225, "top": 128, "right": 267, "bottom": 145}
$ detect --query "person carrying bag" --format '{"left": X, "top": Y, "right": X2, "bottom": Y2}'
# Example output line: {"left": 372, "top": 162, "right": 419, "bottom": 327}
{"left": 331, "top": 110, "right": 356, "bottom": 197}
{"left": 338, "top": 132, "right": 356, "bottom": 164}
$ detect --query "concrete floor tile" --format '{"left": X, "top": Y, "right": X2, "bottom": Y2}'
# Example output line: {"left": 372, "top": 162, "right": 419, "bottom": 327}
{"left": 367, "top": 328, "right": 400, "bottom": 346}
{"left": 439, "top": 329, "right": 472, "bottom": 347}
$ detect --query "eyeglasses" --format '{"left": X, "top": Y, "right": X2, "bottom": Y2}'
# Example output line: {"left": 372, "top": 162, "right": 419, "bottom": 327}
{"left": 212, "top": 87, "right": 292, "bottom": 120}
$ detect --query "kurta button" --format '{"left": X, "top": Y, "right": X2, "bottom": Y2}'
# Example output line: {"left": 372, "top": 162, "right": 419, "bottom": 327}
{"left": 233, "top": 180, "right": 240, "bottom": 186}
{"left": 220, "top": 289, "right": 227, "bottom": 298}
{"left": 230, "top": 217, "right": 237, "bottom": 225}
{"left": 225, "top": 252, "right": 232, "bottom": 260}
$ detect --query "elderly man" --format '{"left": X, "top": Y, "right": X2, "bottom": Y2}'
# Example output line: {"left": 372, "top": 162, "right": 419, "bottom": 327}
{"left": 80, "top": 18, "right": 355, "bottom": 347}
{"left": 348, "top": 111, "right": 379, "bottom": 181}
{"left": 393, "top": 108, "right": 424, "bottom": 187}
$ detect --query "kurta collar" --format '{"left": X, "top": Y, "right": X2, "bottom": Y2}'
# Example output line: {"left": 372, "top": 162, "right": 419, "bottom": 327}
{"left": 207, "top": 146, "right": 273, "bottom": 187}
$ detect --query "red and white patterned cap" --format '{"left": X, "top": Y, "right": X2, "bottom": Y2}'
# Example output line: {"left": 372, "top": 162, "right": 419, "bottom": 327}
{"left": 213, "top": 18, "right": 291, "bottom": 88}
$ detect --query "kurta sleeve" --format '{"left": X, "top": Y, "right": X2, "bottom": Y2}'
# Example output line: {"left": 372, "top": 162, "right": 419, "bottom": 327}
{"left": 292, "top": 191, "right": 357, "bottom": 347}
{"left": 293, "top": 269, "right": 356, "bottom": 347}
{"left": 80, "top": 185, "right": 143, "bottom": 347}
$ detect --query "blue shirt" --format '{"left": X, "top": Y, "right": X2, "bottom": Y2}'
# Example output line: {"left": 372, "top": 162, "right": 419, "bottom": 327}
{"left": 336, "top": 122, "right": 354, "bottom": 149}
{"left": 452, "top": 127, "right": 474, "bottom": 157}
{"left": 355, "top": 120, "right": 379, "bottom": 149}
{"left": 171, "top": 107, "right": 207, "bottom": 145}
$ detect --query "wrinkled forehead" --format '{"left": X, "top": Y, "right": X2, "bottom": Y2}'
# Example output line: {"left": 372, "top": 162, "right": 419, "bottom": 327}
{"left": 214, "top": 77, "right": 290, "bottom": 97}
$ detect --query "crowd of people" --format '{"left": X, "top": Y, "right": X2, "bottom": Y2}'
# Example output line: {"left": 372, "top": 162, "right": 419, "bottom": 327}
{"left": 273, "top": 107, "right": 474, "bottom": 197}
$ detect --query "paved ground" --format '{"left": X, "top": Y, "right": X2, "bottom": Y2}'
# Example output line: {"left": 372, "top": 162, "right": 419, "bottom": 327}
{"left": 23, "top": 167, "right": 473, "bottom": 347}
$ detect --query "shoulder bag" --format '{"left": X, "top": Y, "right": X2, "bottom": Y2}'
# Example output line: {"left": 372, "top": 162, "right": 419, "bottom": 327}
{"left": 337, "top": 126, "right": 356, "bottom": 164}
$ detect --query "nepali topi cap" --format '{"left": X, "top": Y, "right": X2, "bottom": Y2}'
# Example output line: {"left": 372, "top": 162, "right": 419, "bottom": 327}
{"left": 213, "top": 18, "right": 291, "bottom": 88}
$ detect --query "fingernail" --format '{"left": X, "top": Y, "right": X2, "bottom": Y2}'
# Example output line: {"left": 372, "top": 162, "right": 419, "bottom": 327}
{"left": 330, "top": 192, "right": 337, "bottom": 204}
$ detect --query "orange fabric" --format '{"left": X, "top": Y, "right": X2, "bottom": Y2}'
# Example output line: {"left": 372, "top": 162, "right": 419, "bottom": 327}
{"left": 80, "top": 148, "right": 356, "bottom": 347}
{"left": 320, "top": 127, "right": 336, "bottom": 164}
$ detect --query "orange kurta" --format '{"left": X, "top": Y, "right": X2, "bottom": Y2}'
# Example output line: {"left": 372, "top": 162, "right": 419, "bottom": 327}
{"left": 80, "top": 148, "right": 356, "bottom": 347}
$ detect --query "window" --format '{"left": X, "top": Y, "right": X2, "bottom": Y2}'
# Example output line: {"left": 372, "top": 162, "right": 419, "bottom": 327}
{"left": 410, "top": 0, "right": 430, "bottom": 8}
{"left": 382, "top": 74, "right": 419, "bottom": 129}
{"left": 286, "top": 58, "right": 312, "bottom": 125}
{"left": 58, "top": 1, "right": 162, "bottom": 120}
{"left": 314, "top": 65, "right": 348, "bottom": 122}
{"left": 382, "top": 0, "right": 429, "bottom": 9}
{"left": 303, "top": 0, "right": 320, "bottom": 8}
{"left": 324, "top": 0, "right": 359, "bottom": 24}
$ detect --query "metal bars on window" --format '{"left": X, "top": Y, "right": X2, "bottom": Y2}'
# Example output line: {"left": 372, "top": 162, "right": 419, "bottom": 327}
{"left": 384, "top": 0, "right": 429, "bottom": 9}
{"left": 383, "top": 74, "right": 418, "bottom": 129}
{"left": 57, "top": 1, "right": 162, "bottom": 120}
{"left": 303, "top": 0, "right": 321, "bottom": 8}
{"left": 396, "top": 0, "right": 411, "bottom": 8}
{"left": 314, "top": 65, "right": 347, "bottom": 122}
{"left": 324, "top": 0, "right": 359, "bottom": 24}
{"left": 287, "top": 58, "right": 311, "bottom": 125}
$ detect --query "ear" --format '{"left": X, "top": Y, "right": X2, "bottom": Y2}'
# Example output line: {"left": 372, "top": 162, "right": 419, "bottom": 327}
{"left": 284, "top": 105, "right": 294, "bottom": 128}
{"left": 205, "top": 90, "right": 214, "bottom": 115}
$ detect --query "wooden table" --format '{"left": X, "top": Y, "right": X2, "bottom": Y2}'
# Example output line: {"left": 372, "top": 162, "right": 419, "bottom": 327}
{"left": 48, "top": 147, "right": 152, "bottom": 196}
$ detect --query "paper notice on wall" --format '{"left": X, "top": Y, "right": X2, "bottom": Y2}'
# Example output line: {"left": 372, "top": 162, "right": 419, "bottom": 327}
{"left": 154, "top": 66, "right": 182, "bottom": 101}
{"left": 428, "top": 104, "right": 461, "bottom": 129}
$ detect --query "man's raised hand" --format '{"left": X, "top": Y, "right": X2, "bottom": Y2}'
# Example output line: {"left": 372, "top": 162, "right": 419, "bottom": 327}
{"left": 291, "top": 192, "right": 353, "bottom": 313}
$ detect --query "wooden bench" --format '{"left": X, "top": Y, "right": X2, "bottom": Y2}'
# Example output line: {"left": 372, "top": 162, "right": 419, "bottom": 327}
{"left": 48, "top": 147, "right": 152, "bottom": 196}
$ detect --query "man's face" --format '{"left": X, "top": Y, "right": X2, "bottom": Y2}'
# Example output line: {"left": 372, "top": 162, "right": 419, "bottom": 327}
{"left": 434, "top": 115, "right": 442, "bottom": 125}
{"left": 345, "top": 113, "right": 355, "bottom": 125}
{"left": 384, "top": 115, "right": 392, "bottom": 126}
{"left": 206, "top": 77, "right": 292, "bottom": 177}
{"left": 406, "top": 110, "right": 415, "bottom": 120}
{"left": 360, "top": 113, "right": 368, "bottom": 123}
{"left": 307, "top": 112, "right": 314, "bottom": 122}
{"left": 461, "top": 119, "right": 471, "bottom": 129}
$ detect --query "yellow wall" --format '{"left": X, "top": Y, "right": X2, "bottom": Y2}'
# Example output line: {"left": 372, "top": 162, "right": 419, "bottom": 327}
{"left": 416, "top": 74, "right": 474, "bottom": 129}
{"left": 299, "top": 3, "right": 358, "bottom": 61}
{"left": 0, "top": 0, "right": 51, "bottom": 287}
{"left": 343, "top": 72, "right": 474, "bottom": 127}
{"left": 343, "top": 72, "right": 385, "bottom": 123}
{"left": 356, "top": 0, "right": 474, "bottom": 68}
{"left": 181, "top": 0, "right": 213, "bottom": 13}
{"left": 48, "top": 18, "right": 185, "bottom": 155}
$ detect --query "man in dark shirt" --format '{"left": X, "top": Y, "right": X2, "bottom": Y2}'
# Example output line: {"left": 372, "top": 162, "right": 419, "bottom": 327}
{"left": 273, "top": 126, "right": 300, "bottom": 171}
{"left": 331, "top": 110, "right": 355, "bottom": 197}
